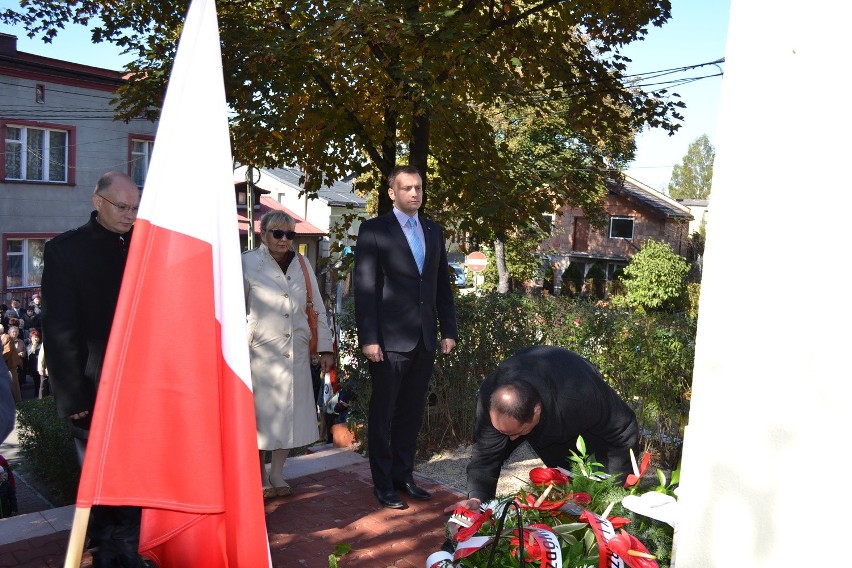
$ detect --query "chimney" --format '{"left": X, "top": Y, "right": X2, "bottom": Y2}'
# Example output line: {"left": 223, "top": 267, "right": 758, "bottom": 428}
{"left": 0, "top": 33, "right": 17, "bottom": 57}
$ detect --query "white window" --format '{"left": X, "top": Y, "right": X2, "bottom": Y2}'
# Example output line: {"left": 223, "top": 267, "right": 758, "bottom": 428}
{"left": 609, "top": 216, "right": 634, "bottom": 239}
{"left": 4, "top": 125, "right": 68, "bottom": 182}
{"left": 542, "top": 213, "right": 555, "bottom": 234}
{"left": 130, "top": 138, "right": 154, "bottom": 187}
{"left": 5, "top": 238, "right": 46, "bottom": 289}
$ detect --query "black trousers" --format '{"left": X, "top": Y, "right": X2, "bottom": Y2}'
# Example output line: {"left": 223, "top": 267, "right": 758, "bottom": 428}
{"left": 74, "top": 438, "right": 144, "bottom": 567}
{"left": 366, "top": 338, "right": 436, "bottom": 490}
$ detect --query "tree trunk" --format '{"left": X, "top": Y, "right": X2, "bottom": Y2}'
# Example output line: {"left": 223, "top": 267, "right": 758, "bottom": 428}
{"left": 494, "top": 238, "right": 510, "bottom": 293}
{"left": 377, "top": 109, "right": 398, "bottom": 215}
{"left": 409, "top": 100, "right": 430, "bottom": 210}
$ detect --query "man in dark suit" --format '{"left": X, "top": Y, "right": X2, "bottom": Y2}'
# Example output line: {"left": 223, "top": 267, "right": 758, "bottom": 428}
{"left": 42, "top": 171, "right": 152, "bottom": 568}
{"left": 444, "top": 345, "right": 640, "bottom": 513}
{"left": 354, "top": 165, "right": 458, "bottom": 509}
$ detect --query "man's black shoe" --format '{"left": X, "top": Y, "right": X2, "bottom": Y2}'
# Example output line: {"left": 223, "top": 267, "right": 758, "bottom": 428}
{"left": 395, "top": 481, "right": 431, "bottom": 501}
{"left": 374, "top": 488, "right": 405, "bottom": 509}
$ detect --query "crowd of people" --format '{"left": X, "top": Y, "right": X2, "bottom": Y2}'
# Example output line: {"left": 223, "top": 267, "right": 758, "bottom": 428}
{"left": 1, "top": 294, "right": 49, "bottom": 404}
{"left": 0, "top": 166, "right": 643, "bottom": 564}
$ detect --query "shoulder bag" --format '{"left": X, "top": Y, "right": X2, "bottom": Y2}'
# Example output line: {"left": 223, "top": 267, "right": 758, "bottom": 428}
{"left": 296, "top": 253, "right": 319, "bottom": 357}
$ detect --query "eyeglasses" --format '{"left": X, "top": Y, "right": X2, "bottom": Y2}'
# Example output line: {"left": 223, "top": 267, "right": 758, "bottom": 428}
{"left": 267, "top": 229, "right": 297, "bottom": 240}
{"left": 98, "top": 194, "right": 140, "bottom": 214}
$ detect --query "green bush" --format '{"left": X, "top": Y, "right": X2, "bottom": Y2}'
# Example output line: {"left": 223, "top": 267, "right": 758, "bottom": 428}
{"left": 338, "top": 291, "right": 695, "bottom": 469}
{"left": 613, "top": 239, "right": 690, "bottom": 311}
{"left": 15, "top": 397, "right": 80, "bottom": 505}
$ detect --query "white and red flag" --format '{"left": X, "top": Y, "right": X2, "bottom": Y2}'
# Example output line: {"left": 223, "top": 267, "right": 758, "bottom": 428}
{"left": 75, "top": 0, "right": 270, "bottom": 565}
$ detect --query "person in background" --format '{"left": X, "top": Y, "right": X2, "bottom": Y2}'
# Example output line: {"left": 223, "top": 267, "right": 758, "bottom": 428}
{"left": 37, "top": 342, "right": 50, "bottom": 399}
{"left": 0, "top": 453, "right": 18, "bottom": 518}
{"left": 354, "top": 165, "right": 458, "bottom": 509}
{"left": 444, "top": 345, "right": 640, "bottom": 513}
{"left": 26, "top": 329, "right": 42, "bottom": 398}
{"left": 0, "top": 326, "right": 23, "bottom": 403}
{"left": 23, "top": 306, "right": 41, "bottom": 335}
{"left": 1, "top": 326, "right": 22, "bottom": 403}
{"left": 42, "top": 171, "right": 153, "bottom": 568}
{"left": 242, "top": 210, "right": 335, "bottom": 498}
{"left": 29, "top": 294, "right": 42, "bottom": 315}
{"left": 3, "top": 300, "right": 24, "bottom": 323}
{"left": 8, "top": 326, "right": 26, "bottom": 393}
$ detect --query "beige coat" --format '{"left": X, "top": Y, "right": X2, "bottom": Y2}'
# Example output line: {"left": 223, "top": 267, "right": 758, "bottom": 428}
{"left": 242, "top": 245, "right": 333, "bottom": 450}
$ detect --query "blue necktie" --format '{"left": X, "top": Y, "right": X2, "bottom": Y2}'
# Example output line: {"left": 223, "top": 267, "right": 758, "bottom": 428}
{"left": 405, "top": 217, "right": 425, "bottom": 274}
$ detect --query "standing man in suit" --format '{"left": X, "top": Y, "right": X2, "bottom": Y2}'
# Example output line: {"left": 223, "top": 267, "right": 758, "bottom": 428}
{"left": 354, "top": 165, "right": 458, "bottom": 509}
{"left": 42, "top": 171, "right": 152, "bottom": 568}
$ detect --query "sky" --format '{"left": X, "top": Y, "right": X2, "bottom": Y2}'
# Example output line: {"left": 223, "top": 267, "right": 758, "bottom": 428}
{"left": 1, "top": 0, "right": 730, "bottom": 193}
{"left": 621, "top": 0, "right": 731, "bottom": 190}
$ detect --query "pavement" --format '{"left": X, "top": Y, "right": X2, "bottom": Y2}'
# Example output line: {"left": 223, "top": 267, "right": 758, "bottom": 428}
{"left": 0, "top": 379, "right": 465, "bottom": 567}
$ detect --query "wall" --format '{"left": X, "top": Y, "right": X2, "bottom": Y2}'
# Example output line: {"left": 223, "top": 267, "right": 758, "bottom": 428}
{"left": 1, "top": 48, "right": 158, "bottom": 292}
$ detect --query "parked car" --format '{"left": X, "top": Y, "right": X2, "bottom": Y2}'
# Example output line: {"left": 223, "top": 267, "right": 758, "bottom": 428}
{"left": 448, "top": 262, "right": 467, "bottom": 287}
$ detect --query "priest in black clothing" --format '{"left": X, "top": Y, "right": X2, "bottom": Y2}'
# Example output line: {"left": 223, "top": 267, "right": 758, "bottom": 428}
{"left": 446, "top": 345, "right": 639, "bottom": 512}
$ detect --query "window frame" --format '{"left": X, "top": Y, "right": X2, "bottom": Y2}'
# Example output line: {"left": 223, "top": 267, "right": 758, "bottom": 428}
{"left": 3, "top": 234, "right": 51, "bottom": 290}
{"left": 609, "top": 216, "right": 635, "bottom": 239}
{"left": 128, "top": 134, "right": 155, "bottom": 187}
{"left": 1, "top": 120, "right": 76, "bottom": 185}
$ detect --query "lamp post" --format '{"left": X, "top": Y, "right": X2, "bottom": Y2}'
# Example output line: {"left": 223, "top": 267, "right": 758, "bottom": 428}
{"left": 245, "top": 166, "right": 261, "bottom": 249}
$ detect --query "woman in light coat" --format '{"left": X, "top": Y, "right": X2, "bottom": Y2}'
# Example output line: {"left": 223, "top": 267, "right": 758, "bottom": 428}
{"left": 242, "top": 210, "right": 335, "bottom": 497}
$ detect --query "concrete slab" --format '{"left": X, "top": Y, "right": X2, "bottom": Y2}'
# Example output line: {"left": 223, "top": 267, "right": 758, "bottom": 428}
{"left": 0, "top": 505, "right": 74, "bottom": 546}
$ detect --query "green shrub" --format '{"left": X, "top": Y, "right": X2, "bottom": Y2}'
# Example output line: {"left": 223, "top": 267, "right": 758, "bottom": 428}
{"left": 337, "top": 291, "right": 695, "bottom": 469}
{"left": 613, "top": 239, "right": 690, "bottom": 311}
{"left": 15, "top": 397, "right": 80, "bottom": 505}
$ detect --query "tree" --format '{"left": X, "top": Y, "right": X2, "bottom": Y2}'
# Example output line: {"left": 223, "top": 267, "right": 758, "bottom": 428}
{"left": 668, "top": 134, "right": 714, "bottom": 199}
{"left": 4, "top": 0, "right": 683, "bottom": 229}
{"left": 614, "top": 239, "right": 689, "bottom": 311}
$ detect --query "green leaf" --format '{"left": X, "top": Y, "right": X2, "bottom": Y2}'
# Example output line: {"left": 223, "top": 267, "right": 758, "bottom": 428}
{"left": 332, "top": 542, "right": 352, "bottom": 556}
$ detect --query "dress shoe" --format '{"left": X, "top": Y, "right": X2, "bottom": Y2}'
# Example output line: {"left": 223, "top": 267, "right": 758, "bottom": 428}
{"left": 395, "top": 480, "right": 431, "bottom": 500}
{"left": 374, "top": 487, "right": 405, "bottom": 509}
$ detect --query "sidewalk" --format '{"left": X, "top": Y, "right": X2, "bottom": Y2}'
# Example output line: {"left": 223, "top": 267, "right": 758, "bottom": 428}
{"left": 0, "top": 442, "right": 464, "bottom": 567}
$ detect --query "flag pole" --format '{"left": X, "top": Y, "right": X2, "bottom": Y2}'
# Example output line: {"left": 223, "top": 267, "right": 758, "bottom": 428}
{"left": 63, "top": 506, "right": 91, "bottom": 568}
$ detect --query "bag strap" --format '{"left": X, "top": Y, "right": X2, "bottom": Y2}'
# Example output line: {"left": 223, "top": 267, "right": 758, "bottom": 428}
{"left": 296, "top": 253, "right": 313, "bottom": 308}
{"left": 296, "top": 253, "right": 319, "bottom": 357}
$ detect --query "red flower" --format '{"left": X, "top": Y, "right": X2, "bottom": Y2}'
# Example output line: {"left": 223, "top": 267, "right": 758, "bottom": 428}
{"left": 567, "top": 491, "right": 591, "bottom": 505}
{"left": 509, "top": 525, "right": 554, "bottom": 561}
{"left": 529, "top": 467, "right": 569, "bottom": 486}
{"left": 607, "top": 530, "right": 659, "bottom": 568}
{"left": 624, "top": 452, "right": 651, "bottom": 488}
{"left": 452, "top": 507, "right": 493, "bottom": 542}
{"left": 517, "top": 493, "right": 567, "bottom": 511}
{"left": 607, "top": 516, "right": 631, "bottom": 529}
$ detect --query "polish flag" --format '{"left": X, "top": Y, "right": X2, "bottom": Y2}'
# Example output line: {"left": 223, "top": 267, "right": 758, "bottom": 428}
{"left": 75, "top": 0, "right": 271, "bottom": 565}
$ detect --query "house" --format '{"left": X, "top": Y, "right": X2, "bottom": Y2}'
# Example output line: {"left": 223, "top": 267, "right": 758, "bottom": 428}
{"left": 540, "top": 175, "right": 693, "bottom": 293}
{"left": 234, "top": 181, "right": 326, "bottom": 268}
{"left": 0, "top": 33, "right": 158, "bottom": 301}
{"left": 677, "top": 198, "right": 709, "bottom": 236}
{"left": 233, "top": 165, "right": 368, "bottom": 260}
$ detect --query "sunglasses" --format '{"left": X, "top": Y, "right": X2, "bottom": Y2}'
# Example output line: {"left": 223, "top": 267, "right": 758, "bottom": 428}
{"left": 267, "top": 229, "right": 297, "bottom": 240}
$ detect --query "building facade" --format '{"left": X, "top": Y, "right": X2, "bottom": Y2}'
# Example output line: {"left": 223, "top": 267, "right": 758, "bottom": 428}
{"left": 1, "top": 33, "right": 158, "bottom": 302}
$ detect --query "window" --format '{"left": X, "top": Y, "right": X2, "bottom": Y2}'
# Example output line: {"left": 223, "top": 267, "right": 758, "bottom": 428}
{"left": 609, "top": 216, "right": 634, "bottom": 239}
{"left": 4, "top": 125, "right": 68, "bottom": 182}
{"left": 130, "top": 137, "right": 154, "bottom": 187}
{"left": 542, "top": 213, "right": 555, "bottom": 234}
{"left": 5, "top": 238, "right": 46, "bottom": 289}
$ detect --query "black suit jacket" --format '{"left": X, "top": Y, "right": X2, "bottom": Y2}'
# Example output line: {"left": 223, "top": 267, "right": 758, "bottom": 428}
{"left": 354, "top": 210, "right": 457, "bottom": 352}
{"left": 41, "top": 212, "right": 131, "bottom": 439}
{"left": 466, "top": 346, "right": 639, "bottom": 500}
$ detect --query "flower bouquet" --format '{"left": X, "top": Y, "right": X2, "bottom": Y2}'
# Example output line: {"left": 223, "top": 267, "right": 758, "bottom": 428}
{"left": 427, "top": 437, "right": 678, "bottom": 568}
